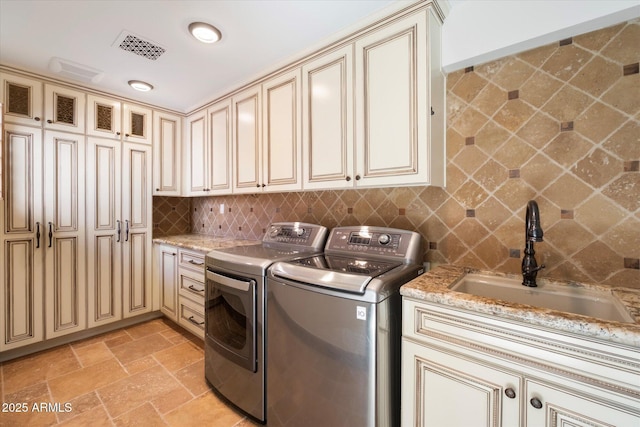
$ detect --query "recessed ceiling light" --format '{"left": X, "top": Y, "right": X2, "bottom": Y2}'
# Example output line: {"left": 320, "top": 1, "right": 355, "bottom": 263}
{"left": 128, "top": 80, "right": 154, "bottom": 92}
{"left": 189, "top": 22, "right": 221, "bottom": 44}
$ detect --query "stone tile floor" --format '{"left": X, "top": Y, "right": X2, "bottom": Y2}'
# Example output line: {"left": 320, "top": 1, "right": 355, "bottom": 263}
{"left": 0, "top": 318, "right": 259, "bottom": 426}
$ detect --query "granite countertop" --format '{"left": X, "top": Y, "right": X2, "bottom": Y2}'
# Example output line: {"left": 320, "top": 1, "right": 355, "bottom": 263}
{"left": 400, "top": 265, "right": 640, "bottom": 347}
{"left": 152, "top": 234, "right": 261, "bottom": 253}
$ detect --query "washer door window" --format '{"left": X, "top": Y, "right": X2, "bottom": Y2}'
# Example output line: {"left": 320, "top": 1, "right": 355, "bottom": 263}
{"left": 206, "top": 271, "right": 257, "bottom": 372}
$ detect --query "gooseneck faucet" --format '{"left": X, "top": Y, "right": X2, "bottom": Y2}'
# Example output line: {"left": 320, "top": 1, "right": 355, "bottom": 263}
{"left": 522, "top": 200, "right": 545, "bottom": 287}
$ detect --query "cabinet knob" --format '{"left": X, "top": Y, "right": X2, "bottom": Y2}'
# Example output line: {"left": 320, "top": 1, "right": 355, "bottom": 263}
{"left": 355, "top": 175, "right": 361, "bottom": 181}
{"left": 431, "top": 107, "right": 435, "bottom": 116}
{"left": 34, "top": 117, "right": 41, "bottom": 122}
{"left": 47, "top": 119, "right": 53, "bottom": 124}
{"left": 116, "top": 131, "right": 121, "bottom": 136}
{"left": 504, "top": 388, "right": 516, "bottom": 399}
{"left": 256, "top": 184, "right": 261, "bottom": 188}
{"left": 155, "top": 188, "right": 160, "bottom": 191}
{"left": 530, "top": 397, "right": 543, "bottom": 409}
{"left": 125, "top": 133, "right": 130, "bottom": 137}
{"left": 261, "top": 183, "right": 266, "bottom": 188}
{"left": 346, "top": 176, "right": 351, "bottom": 182}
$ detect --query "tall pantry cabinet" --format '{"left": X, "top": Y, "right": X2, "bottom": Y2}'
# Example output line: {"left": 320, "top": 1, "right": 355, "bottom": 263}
{"left": 1, "top": 75, "right": 87, "bottom": 351}
{"left": 85, "top": 94, "right": 153, "bottom": 327}
{"left": 0, "top": 71, "right": 153, "bottom": 352}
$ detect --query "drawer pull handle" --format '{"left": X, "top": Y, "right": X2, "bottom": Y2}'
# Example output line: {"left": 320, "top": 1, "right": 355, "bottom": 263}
{"left": 188, "top": 285, "right": 204, "bottom": 293}
{"left": 530, "top": 397, "right": 543, "bottom": 409}
{"left": 504, "top": 388, "right": 516, "bottom": 399}
{"left": 187, "top": 316, "right": 204, "bottom": 326}
{"left": 188, "top": 259, "right": 204, "bottom": 266}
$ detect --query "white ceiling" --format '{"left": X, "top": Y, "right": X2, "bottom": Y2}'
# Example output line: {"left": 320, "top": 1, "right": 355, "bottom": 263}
{"left": 0, "top": 0, "right": 414, "bottom": 113}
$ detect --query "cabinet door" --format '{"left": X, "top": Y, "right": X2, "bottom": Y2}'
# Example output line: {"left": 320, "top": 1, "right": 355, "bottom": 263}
{"left": 402, "top": 340, "right": 521, "bottom": 427}
{"left": 262, "top": 69, "right": 302, "bottom": 192}
{"left": 0, "top": 73, "right": 44, "bottom": 126}
{"left": 44, "top": 84, "right": 86, "bottom": 133}
{"left": 157, "top": 245, "right": 178, "bottom": 321}
{"left": 86, "top": 137, "right": 122, "bottom": 328}
{"left": 123, "top": 103, "right": 152, "bottom": 144}
{"left": 0, "top": 125, "right": 44, "bottom": 351}
{"left": 208, "top": 99, "right": 232, "bottom": 194}
{"left": 354, "top": 10, "right": 428, "bottom": 187}
{"left": 302, "top": 45, "right": 354, "bottom": 189}
{"left": 233, "top": 85, "right": 262, "bottom": 193}
{"left": 87, "top": 94, "right": 122, "bottom": 139}
{"left": 121, "top": 143, "right": 152, "bottom": 318}
{"left": 43, "top": 131, "right": 86, "bottom": 339}
{"left": 184, "top": 110, "right": 208, "bottom": 195}
{"left": 525, "top": 379, "right": 640, "bottom": 427}
{"left": 153, "top": 111, "right": 181, "bottom": 195}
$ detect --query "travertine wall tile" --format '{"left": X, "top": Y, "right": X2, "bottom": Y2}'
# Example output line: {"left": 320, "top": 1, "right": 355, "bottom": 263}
{"left": 153, "top": 20, "right": 639, "bottom": 288}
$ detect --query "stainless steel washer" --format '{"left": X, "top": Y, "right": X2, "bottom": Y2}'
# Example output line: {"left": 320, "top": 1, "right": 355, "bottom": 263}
{"left": 266, "top": 226, "right": 424, "bottom": 426}
{"left": 205, "top": 222, "right": 328, "bottom": 423}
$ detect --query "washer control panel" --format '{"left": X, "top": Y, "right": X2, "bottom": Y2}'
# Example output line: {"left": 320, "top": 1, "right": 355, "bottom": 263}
{"left": 326, "top": 226, "right": 422, "bottom": 263}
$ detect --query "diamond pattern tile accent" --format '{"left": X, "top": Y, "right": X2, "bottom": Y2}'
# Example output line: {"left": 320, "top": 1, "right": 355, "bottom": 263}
{"left": 152, "top": 19, "right": 639, "bottom": 288}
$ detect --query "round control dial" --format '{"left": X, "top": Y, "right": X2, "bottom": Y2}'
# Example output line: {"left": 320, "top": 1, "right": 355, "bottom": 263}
{"left": 378, "top": 234, "right": 391, "bottom": 245}
{"left": 294, "top": 228, "right": 305, "bottom": 237}
{"left": 269, "top": 226, "right": 280, "bottom": 238}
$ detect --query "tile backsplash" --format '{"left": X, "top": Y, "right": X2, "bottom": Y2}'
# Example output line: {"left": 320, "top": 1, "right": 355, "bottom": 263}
{"left": 154, "top": 19, "right": 639, "bottom": 289}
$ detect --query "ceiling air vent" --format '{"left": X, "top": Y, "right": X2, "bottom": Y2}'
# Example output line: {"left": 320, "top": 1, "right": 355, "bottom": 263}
{"left": 114, "top": 30, "right": 166, "bottom": 61}
{"left": 48, "top": 57, "right": 105, "bottom": 83}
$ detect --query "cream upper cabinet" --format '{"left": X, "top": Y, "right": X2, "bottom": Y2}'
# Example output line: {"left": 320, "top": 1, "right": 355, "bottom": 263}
{"left": 0, "top": 124, "right": 45, "bottom": 351}
{"left": 232, "top": 70, "right": 302, "bottom": 194}
{"left": 0, "top": 72, "right": 44, "bottom": 127}
{"left": 123, "top": 103, "right": 153, "bottom": 145}
{"left": 184, "top": 109, "right": 208, "bottom": 195}
{"left": 354, "top": 8, "right": 444, "bottom": 187}
{"left": 402, "top": 298, "right": 640, "bottom": 427}
{"left": 208, "top": 99, "right": 233, "bottom": 194}
{"left": 232, "top": 85, "right": 262, "bottom": 193}
{"left": 153, "top": 111, "right": 181, "bottom": 196}
{"left": 261, "top": 68, "right": 302, "bottom": 192}
{"left": 44, "top": 84, "right": 86, "bottom": 133}
{"left": 302, "top": 46, "right": 354, "bottom": 190}
{"left": 87, "top": 94, "right": 152, "bottom": 144}
{"left": 183, "top": 100, "right": 233, "bottom": 196}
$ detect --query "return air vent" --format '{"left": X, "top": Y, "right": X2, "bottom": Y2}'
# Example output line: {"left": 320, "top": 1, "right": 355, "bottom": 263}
{"left": 114, "top": 30, "right": 166, "bottom": 61}
{"left": 48, "top": 57, "right": 104, "bottom": 83}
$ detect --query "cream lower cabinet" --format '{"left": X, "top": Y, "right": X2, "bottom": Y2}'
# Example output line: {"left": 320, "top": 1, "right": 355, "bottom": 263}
{"left": 402, "top": 298, "right": 640, "bottom": 427}
{"left": 155, "top": 244, "right": 178, "bottom": 321}
{"left": 176, "top": 249, "right": 205, "bottom": 339}
{"left": 154, "top": 244, "right": 205, "bottom": 338}
{"left": 86, "top": 137, "right": 152, "bottom": 328}
{"left": 1, "top": 125, "right": 86, "bottom": 351}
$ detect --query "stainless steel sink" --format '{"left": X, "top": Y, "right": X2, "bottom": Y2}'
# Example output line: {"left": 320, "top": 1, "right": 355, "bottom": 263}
{"left": 449, "top": 274, "right": 634, "bottom": 323}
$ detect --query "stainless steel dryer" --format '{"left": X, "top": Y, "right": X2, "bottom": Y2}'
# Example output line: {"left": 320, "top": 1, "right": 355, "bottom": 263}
{"left": 266, "top": 226, "right": 424, "bottom": 426}
{"left": 204, "top": 222, "right": 328, "bottom": 423}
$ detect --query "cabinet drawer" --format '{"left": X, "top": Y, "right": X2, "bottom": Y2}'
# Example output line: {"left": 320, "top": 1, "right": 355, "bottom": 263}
{"left": 178, "top": 297, "right": 204, "bottom": 339}
{"left": 178, "top": 268, "right": 205, "bottom": 303}
{"left": 178, "top": 249, "right": 205, "bottom": 271}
